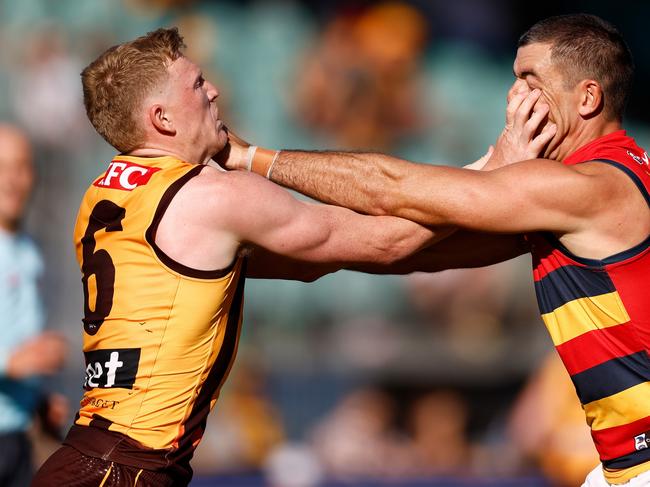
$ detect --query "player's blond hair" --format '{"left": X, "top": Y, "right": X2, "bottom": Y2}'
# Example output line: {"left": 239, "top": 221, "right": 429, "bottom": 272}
{"left": 81, "top": 28, "right": 185, "bottom": 153}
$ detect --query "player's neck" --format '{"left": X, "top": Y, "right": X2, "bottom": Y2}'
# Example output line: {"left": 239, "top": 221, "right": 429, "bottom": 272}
{"left": 127, "top": 143, "right": 208, "bottom": 165}
{"left": 555, "top": 119, "right": 622, "bottom": 162}
{"left": 127, "top": 146, "right": 178, "bottom": 159}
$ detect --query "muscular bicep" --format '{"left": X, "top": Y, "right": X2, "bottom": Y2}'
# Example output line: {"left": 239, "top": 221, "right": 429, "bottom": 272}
{"left": 212, "top": 170, "right": 438, "bottom": 265}
{"left": 388, "top": 159, "right": 606, "bottom": 234}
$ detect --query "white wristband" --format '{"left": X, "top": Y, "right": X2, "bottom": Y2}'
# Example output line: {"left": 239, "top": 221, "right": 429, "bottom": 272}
{"left": 245, "top": 146, "right": 257, "bottom": 172}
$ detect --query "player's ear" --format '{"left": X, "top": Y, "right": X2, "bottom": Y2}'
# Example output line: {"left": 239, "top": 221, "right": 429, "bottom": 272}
{"left": 577, "top": 79, "right": 603, "bottom": 119}
{"left": 149, "top": 104, "right": 176, "bottom": 136}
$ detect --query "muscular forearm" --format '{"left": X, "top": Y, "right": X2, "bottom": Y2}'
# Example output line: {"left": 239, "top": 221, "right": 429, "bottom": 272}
{"left": 271, "top": 150, "right": 491, "bottom": 229}
{"left": 348, "top": 231, "right": 529, "bottom": 275}
{"left": 271, "top": 150, "right": 415, "bottom": 216}
{"left": 246, "top": 246, "right": 338, "bottom": 282}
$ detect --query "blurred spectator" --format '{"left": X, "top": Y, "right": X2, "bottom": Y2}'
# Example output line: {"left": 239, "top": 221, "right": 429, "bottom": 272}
{"left": 9, "top": 25, "right": 87, "bottom": 151}
{"left": 265, "top": 442, "right": 323, "bottom": 487}
{"left": 125, "top": 0, "right": 197, "bottom": 12}
{"left": 310, "top": 386, "right": 474, "bottom": 479}
{"left": 310, "top": 387, "right": 414, "bottom": 478}
{"left": 0, "top": 124, "right": 67, "bottom": 487}
{"left": 403, "top": 264, "right": 514, "bottom": 364}
{"left": 508, "top": 351, "right": 599, "bottom": 487}
{"left": 406, "top": 389, "right": 471, "bottom": 475}
{"left": 293, "top": 1, "right": 431, "bottom": 151}
{"left": 192, "top": 360, "right": 285, "bottom": 474}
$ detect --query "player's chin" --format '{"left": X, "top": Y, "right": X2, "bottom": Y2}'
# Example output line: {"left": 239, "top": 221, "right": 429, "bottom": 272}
{"left": 220, "top": 124, "right": 229, "bottom": 139}
{"left": 214, "top": 132, "right": 228, "bottom": 153}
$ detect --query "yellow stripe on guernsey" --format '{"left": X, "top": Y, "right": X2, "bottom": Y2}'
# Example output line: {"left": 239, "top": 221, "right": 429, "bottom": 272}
{"left": 540, "top": 291, "right": 630, "bottom": 346}
{"left": 584, "top": 382, "right": 650, "bottom": 431}
{"left": 605, "top": 459, "right": 650, "bottom": 485}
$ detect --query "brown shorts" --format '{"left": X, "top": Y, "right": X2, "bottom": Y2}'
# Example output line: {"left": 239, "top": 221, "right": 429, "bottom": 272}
{"left": 31, "top": 445, "right": 180, "bottom": 487}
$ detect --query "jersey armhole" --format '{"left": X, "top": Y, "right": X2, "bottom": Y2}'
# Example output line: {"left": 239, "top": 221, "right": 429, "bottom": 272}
{"left": 539, "top": 158, "right": 650, "bottom": 266}
{"left": 592, "top": 159, "right": 650, "bottom": 208}
{"left": 145, "top": 165, "right": 237, "bottom": 279}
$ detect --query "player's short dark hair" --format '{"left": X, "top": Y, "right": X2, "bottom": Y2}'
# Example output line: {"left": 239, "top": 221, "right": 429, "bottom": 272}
{"left": 518, "top": 14, "right": 633, "bottom": 121}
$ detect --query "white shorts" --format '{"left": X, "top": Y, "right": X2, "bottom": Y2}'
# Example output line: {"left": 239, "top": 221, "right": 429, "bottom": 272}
{"left": 582, "top": 464, "right": 650, "bottom": 487}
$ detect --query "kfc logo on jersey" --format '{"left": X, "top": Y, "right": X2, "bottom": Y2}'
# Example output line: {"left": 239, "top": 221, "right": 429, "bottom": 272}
{"left": 83, "top": 348, "right": 140, "bottom": 389}
{"left": 94, "top": 160, "right": 160, "bottom": 191}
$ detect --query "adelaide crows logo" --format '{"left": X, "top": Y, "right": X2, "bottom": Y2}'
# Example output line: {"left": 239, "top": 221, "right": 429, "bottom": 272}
{"left": 627, "top": 150, "right": 650, "bottom": 174}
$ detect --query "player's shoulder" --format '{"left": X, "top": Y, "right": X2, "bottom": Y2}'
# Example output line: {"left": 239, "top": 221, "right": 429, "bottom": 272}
{"left": 571, "top": 158, "right": 634, "bottom": 180}
{"left": 192, "top": 164, "right": 265, "bottom": 189}
{"left": 180, "top": 165, "right": 269, "bottom": 214}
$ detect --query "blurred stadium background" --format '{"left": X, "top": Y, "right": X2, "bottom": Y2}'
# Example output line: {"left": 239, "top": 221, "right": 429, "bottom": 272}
{"left": 2, "top": 0, "right": 649, "bottom": 485}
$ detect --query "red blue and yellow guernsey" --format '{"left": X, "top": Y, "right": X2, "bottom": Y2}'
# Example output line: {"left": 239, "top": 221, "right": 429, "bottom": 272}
{"left": 528, "top": 130, "right": 650, "bottom": 483}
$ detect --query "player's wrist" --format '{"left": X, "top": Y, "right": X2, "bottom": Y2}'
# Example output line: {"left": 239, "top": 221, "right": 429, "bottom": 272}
{"left": 246, "top": 146, "right": 280, "bottom": 179}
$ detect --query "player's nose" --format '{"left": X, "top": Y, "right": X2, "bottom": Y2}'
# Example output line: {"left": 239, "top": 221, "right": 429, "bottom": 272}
{"left": 205, "top": 80, "right": 219, "bottom": 101}
{"left": 507, "top": 79, "right": 530, "bottom": 104}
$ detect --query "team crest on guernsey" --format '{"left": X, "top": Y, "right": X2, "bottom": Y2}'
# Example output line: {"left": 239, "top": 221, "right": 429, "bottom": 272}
{"left": 635, "top": 432, "right": 650, "bottom": 451}
{"left": 627, "top": 150, "right": 650, "bottom": 175}
{"left": 94, "top": 160, "right": 161, "bottom": 191}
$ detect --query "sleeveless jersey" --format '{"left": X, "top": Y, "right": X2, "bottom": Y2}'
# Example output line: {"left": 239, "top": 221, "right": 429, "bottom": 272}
{"left": 527, "top": 131, "right": 650, "bottom": 481}
{"left": 66, "top": 155, "right": 245, "bottom": 480}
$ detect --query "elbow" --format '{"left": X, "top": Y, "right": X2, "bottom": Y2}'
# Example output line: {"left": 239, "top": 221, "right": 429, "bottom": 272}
{"left": 372, "top": 187, "right": 403, "bottom": 217}
{"left": 376, "top": 242, "right": 412, "bottom": 266}
{"left": 375, "top": 224, "right": 436, "bottom": 265}
{"left": 364, "top": 168, "right": 404, "bottom": 217}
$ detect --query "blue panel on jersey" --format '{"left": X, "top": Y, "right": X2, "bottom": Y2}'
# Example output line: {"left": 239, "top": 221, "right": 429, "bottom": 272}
{"left": 571, "top": 351, "right": 650, "bottom": 404}
{"left": 535, "top": 264, "right": 615, "bottom": 314}
{"left": 603, "top": 441, "right": 650, "bottom": 469}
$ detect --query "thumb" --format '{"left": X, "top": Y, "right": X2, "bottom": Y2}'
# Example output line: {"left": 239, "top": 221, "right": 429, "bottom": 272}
{"left": 464, "top": 145, "right": 494, "bottom": 171}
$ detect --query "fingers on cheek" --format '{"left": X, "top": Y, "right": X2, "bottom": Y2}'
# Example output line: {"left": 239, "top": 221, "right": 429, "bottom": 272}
{"left": 507, "top": 86, "right": 518, "bottom": 104}
{"left": 533, "top": 103, "right": 549, "bottom": 116}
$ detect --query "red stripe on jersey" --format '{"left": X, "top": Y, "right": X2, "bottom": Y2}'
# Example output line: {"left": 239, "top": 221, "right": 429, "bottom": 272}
{"left": 608, "top": 253, "right": 650, "bottom": 337}
{"left": 557, "top": 322, "right": 642, "bottom": 375}
{"left": 531, "top": 239, "right": 583, "bottom": 281}
{"left": 592, "top": 415, "right": 650, "bottom": 460}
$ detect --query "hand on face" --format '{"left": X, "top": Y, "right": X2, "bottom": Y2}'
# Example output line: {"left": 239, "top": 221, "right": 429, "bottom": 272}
{"left": 211, "top": 126, "right": 252, "bottom": 170}
{"left": 486, "top": 87, "right": 557, "bottom": 170}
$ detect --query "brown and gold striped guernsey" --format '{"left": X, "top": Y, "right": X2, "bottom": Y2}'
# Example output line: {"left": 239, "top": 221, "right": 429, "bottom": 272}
{"left": 66, "top": 155, "right": 245, "bottom": 480}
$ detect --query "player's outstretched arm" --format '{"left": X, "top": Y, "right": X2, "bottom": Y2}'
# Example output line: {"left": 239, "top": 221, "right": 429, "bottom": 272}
{"left": 266, "top": 152, "right": 620, "bottom": 236}
{"left": 246, "top": 231, "right": 526, "bottom": 280}
{"left": 244, "top": 246, "right": 336, "bottom": 281}
{"left": 220, "top": 90, "right": 569, "bottom": 234}
{"left": 349, "top": 231, "right": 529, "bottom": 275}
{"left": 195, "top": 167, "right": 449, "bottom": 281}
